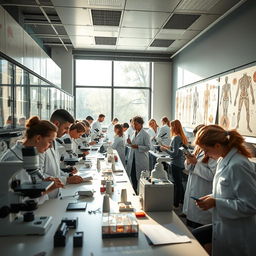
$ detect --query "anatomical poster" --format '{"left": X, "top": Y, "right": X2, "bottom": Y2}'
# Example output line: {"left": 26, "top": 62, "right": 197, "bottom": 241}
{"left": 175, "top": 78, "right": 219, "bottom": 128}
{"left": 218, "top": 65, "right": 256, "bottom": 137}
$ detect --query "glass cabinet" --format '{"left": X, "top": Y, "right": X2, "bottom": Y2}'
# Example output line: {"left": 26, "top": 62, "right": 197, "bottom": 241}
{"left": 15, "top": 66, "right": 29, "bottom": 128}
{"left": 40, "top": 80, "right": 50, "bottom": 120}
{"left": 0, "top": 59, "right": 14, "bottom": 130}
{"left": 29, "top": 74, "right": 40, "bottom": 117}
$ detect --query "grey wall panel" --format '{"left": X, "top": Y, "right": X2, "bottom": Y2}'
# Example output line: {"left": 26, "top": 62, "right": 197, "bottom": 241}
{"left": 0, "top": 7, "right": 6, "bottom": 54}
{"left": 171, "top": 0, "right": 256, "bottom": 118}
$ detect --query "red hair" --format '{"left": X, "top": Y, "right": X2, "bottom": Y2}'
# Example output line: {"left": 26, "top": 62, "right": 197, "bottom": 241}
{"left": 195, "top": 125, "right": 252, "bottom": 158}
{"left": 170, "top": 119, "right": 188, "bottom": 145}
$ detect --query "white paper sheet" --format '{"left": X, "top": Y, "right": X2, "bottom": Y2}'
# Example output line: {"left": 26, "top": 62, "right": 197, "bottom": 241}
{"left": 140, "top": 224, "right": 191, "bottom": 246}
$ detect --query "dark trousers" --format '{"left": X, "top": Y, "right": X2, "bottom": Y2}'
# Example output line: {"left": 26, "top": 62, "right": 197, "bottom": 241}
{"left": 171, "top": 164, "right": 185, "bottom": 207}
{"left": 192, "top": 224, "right": 212, "bottom": 246}
{"left": 186, "top": 219, "right": 203, "bottom": 229}
{"left": 131, "top": 154, "right": 138, "bottom": 194}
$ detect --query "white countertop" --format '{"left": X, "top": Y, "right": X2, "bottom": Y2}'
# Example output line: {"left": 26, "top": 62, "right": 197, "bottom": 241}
{"left": 0, "top": 149, "right": 207, "bottom": 256}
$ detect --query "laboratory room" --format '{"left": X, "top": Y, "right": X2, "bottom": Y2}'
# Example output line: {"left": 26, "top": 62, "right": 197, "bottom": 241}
{"left": 1, "top": 0, "right": 256, "bottom": 255}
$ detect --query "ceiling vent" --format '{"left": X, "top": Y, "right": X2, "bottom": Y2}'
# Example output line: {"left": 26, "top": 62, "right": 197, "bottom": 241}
{"left": 91, "top": 9, "right": 122, "bottom": 26}
{"left": 164, "top": 14, "right": 200, "bottom": 29}
{"left": 95, "top": 36, "right": 117, "bottom": 45}
{"left": 150, "top": 39, "right": 174, "bottom": 47}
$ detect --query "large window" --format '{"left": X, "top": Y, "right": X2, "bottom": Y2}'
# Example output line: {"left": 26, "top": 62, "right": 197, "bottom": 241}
{"left": 75, "top": 60, "right": 151, "bottom": 124}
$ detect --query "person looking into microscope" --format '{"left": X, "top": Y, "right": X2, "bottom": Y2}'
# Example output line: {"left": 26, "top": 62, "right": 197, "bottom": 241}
{"left": 0, "top": 116, "right": 64, "bottom": 202}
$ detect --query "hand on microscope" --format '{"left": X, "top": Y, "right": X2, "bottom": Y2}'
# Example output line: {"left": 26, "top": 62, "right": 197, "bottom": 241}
{"left": 67, "top": 175, "right": 84, "bottom": 184}
{"left": 89, "top": 141, "right": 96, "bottom": 145}
{"left": 83, "top": 151, "right": 90, "bottom": 156}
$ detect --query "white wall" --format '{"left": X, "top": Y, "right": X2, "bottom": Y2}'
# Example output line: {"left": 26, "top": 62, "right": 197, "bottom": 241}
{"left": 152, "top": 62, "right": 172, "bottom": 123}
{"left": 51, "top": 46, "right": 74, "bottom": 95}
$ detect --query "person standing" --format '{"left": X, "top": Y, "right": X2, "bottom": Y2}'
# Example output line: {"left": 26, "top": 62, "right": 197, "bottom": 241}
{"left": 195, "top": 125, "right": 256, "bottom": 256}
{"left": 92, "top": 114, "right": 105, "bottom": 137}
{"left": 147, "top": 118, "right": 159, "bottom": 150}
{"left": 106, "top": 118, "right": 119, "bottom": 143}
{"left": 161, "top": 119, "right": 188, "bottom": 208}
{"left": 182, "top": 125, "right": 217, "bottom": 228}
{"left": 112, "top": 124, "right": 125, "bottom": 167}
{"left": 156, "top": 116, "right": 170, "bottom": 145}
{"left": 126, "top": 116, "right": 150, "bottom": 193}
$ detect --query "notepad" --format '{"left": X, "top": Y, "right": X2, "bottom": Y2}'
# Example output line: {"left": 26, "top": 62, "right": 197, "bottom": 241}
{"left": 140, "top": 224, "right": 191, "bottom": 245}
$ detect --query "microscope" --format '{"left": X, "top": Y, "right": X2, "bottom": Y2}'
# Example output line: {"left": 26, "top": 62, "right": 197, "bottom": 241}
{"left": 153, "top": 133, "right": 168, "bottom": 152}
{"left": 61, "top": 137, "right": 79, "bottom": 167}
{"left": 0, "top": 147, "right": 54, "bottom": 236}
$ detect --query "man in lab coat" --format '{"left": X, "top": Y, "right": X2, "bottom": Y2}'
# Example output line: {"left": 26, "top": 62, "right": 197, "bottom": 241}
{"left": 106, "top": 118, "right": 118, "bottom": 143}
{"left": 92, "top": 114, "right": 105, "bottom": 137}
{"left": 40, "top": 109, "right": 84, "bottom": 198}
{"left": 126, "top": 116, "right": 150, "bottom": 193}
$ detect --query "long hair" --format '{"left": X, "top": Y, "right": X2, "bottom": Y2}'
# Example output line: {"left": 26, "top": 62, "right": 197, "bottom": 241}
{"left": 170, "top": 119, "right": 188, "bottom": 145}
{"left": 148, "top": 119, "right": 158, "bottom": 129}
{"left": 195, "top": 125, "right": 252, "bottom": 158}
{"left": 26, "top": 116, "right": 57, "bottom": 139}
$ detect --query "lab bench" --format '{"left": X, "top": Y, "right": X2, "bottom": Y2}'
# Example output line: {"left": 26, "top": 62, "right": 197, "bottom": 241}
{"left": 0, "top": 149, "right": 207, "bottom": 256}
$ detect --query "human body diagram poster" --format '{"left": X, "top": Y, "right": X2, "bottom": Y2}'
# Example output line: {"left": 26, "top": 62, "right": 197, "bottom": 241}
{"left": 218, "top": 66, "right": 256, "bottom": 137}
{"left": 176, "top": 65, "right": 256, "bottom": 137}
{"left": 175, "top": 79, "right": 219, "bottom": 128}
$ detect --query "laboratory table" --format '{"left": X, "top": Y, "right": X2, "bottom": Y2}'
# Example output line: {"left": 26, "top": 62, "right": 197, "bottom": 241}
{"left": 0, "top": 148, "right": 207, "bottom": 256}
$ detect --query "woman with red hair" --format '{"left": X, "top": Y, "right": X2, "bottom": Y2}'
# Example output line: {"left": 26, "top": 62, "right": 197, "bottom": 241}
{"left": 161, "top": 119, "right": 188, "bottom": 208}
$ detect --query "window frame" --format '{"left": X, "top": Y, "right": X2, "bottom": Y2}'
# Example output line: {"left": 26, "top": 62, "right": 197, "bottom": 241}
{"left": 74, "top": 59, "right": 152, "bottom": 121}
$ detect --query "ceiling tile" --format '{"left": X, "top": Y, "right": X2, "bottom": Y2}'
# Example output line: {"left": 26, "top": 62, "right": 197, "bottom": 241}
{"left": 120, "top": 28, "right": 158, "bottom": 38}
{"left": 118, "top": 38, "right": 151, "bottom": 46}
{"left": 52, "top": 0, "right": 125, "bottom": 9}
{"left": 55, "top": 7, "right": 91, "bottom": 25}
{"left": 147, "top": 47, "right": 168, "bottom": 52}
{"left": 125, "top": 0, "right": 180, "bottom": 12}
{"left": 122, "top": 11, "right": 170, "bottom": 29}
{"left": 150, "top": 39, "right": 174, "bottom": 47}
{"left": 54, "top": 25, "right": 68, "bottom": 35}
{"left": 91, "top": 9, "right": 122, "bottom": 26}
{"left": 176, "top": 0, "right": 220, "bottom": 13}
{"left": 69, "top": 35, "right": 94, "bottom": 48}
{"left": 95, "top": 36, "right": 117, "bottom": 45}
{"left": 209, "top": 0, "right": 241, "bottom": 14}
{"left": 30, "top": 24, "right": 55, "bottom": 34}
{"left": 156, "top": 29, "right": 186, "bottom": 39}
{"left": 164, "top": 14, "right": 201, "bottom": 29}
{"left": 189, "top": 14, "right": 220, "bottom": 30}
{"left": 64, "top": 25, "right": 93, "bottom": 36}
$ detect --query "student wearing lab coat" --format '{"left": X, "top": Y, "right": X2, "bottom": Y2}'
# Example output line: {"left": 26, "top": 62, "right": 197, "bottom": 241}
{"left": 106, "top": 118, "right": 119, "bottom": 143}
{"left": 147, "top": 119, "right": 159, "bottom": 150}
{"left": 61, "top": 121, "right": 87, "bottom": 156}
{"left": 161, "top": 119, "right": 188, "bottom": 208}
{"left": 40, "top": 109, "right": 84, "bottom": 194}
{"left": 92, "top": 114, "right": 105, "bottom": 137}
{"left": 0, "top": 116, "right": 64, "bottom": 203}
{"left": 112, "top": 124, "right": 125, "bottom": 167}
{"left": 195, "top": 125, "right": 256, "bottom": 256}
{"left": 182, "top": 125, "right": 217, "bottom": 228}
{"left": 127, "top": 116, "right": 151, "bottom": 193}
{"left": 155, "top": 116, "right": 170, "bottom": 145}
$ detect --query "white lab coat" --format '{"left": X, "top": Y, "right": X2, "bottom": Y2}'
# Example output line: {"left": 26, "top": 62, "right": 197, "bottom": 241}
{"left": 112, "top": 135, "right": 125, "bottom": 167}
{"left": 147, "top": 127, "right": 159, "bottom": 150}
{"left": 106, "top": 123, "right": 115, "bottom": 143}
{"left": 155, "top": 124, "right": 170, "bottom": 145}
{"left": 126, "top": 126, "right": 134, "bottom": 140}
{"left": 92, "top": 120, "right": 102, "bottom": 135}
{"left": 40, "top": 140, "right": 68, "bottom": 198}
{"left": 126, "top": 128, "right": 150, "bottom": 180}
{"left": 0, "top": 141, "right": 48, "bottom": 204}
{"left": 60, "top": 133, "right": 78, "bottom": 155}
{"left": 183, "top": 152, "right": 217, "bottom": 225}
{"left": 211, "top": 148, "right": 256, "bottom": 256}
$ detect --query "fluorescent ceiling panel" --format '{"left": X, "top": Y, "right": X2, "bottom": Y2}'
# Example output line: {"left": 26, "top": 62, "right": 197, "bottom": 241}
{"left": 91, "top": 10, "right": 122, "bottom": 26}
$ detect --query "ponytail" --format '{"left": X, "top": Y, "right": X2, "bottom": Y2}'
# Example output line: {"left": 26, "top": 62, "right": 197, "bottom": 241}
{"left": 195, "top": 125, "right": 252, "bottom": 158}
{"left": 25, "top": 116, "right": 57, "bottom": 139}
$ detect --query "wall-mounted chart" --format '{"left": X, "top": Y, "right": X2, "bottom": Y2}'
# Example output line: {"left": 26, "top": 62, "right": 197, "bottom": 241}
{"left": 175, "top": 78, "right": 219, "bottom": 128}
{"left": 218, "top": 66, "right": 256, "bottom": 136}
